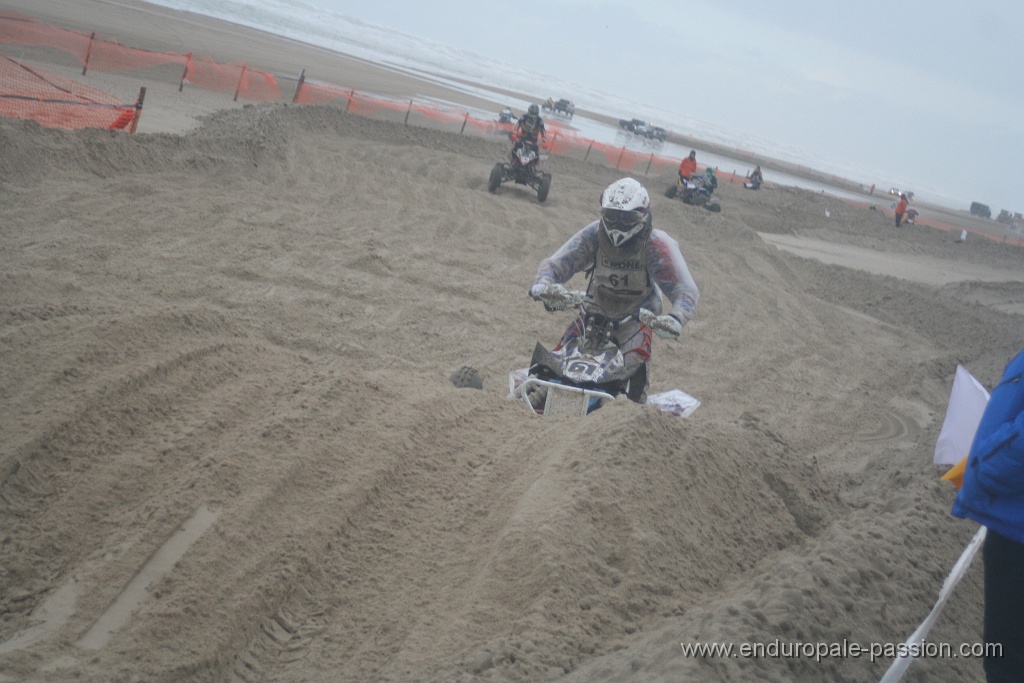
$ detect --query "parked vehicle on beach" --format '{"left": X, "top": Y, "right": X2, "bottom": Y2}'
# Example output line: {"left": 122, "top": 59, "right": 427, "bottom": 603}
{"left": 543, "top": 98, "right": 575, "bottom": 118}
{"left": 618, "top": 118, "right": 646, "bottom": 133}
{"left": 618, "top": 118, "right": 666, "bottom": 141}
{"left": 637, "top": 123, "right": 666, "bottom": 141}
{"left": 970, "top": 202, "right": 992, "bottom": 219}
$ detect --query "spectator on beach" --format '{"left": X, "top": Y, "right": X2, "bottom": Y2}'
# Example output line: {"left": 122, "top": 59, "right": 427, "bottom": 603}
{"left": 894, "top": 193, "right": 910, "bottom": 227}
{"left": 951, "top": 346, "right": 1024, "bottom": 683}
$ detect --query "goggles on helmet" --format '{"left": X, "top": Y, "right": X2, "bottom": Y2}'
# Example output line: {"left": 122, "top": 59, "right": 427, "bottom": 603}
{"left": 600, "top": 208, "right": 647, "bottom": 246}
{"left": 601, "top": 208, "right": 645, "bottom": 230}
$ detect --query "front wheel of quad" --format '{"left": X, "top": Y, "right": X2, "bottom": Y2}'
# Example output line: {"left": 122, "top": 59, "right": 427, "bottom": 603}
{"left": 488, "top": 163, "right": 504, "bottom": 193}
{"left": 537, "top": 173, "right": 552, "bottom": 203}
{"left": 708, "top": 201, "right": 722, "bottom": 213}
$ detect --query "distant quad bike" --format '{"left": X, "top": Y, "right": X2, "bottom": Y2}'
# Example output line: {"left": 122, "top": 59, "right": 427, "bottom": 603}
{"left": 665, "top": 175, "right": 721, "bottom": 212}
{"left": 488, "top": 138, "right": 552, "bottom": 203}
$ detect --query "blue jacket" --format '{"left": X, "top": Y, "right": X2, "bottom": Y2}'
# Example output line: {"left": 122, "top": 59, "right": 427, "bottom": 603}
{"left": 952, "top": 347, "right": 1024, "bottom": 543}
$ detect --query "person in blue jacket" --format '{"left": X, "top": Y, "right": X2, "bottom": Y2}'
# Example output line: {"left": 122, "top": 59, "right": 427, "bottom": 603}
{"left": 952, "top": 346, "right": 1024, "bottom": 683}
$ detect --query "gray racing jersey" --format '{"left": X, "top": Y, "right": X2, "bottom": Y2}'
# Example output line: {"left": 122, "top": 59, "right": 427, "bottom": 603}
{"left": 533, "top": 221, "right": 699, "bottom": 324}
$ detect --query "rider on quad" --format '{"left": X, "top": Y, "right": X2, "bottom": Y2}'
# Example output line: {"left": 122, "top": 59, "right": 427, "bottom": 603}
{"left": 529, "top": 178, "right": 700, "bottom": 403}
{"left": 699, "top": 166, "right": 718, "bottom": 192}
{"left": 747, "top": 165, "right": 763, "bottom": 189}
{"left": 512, "top": 104, "right": 546, "bottom": 157}
{"left": 678, "top": 150, "right": 698, "bottom": 183}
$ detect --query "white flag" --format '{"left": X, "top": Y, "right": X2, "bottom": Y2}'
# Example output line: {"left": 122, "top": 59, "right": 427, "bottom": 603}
{"left": 933, "top": 365, "right": 990, "bottom": 465}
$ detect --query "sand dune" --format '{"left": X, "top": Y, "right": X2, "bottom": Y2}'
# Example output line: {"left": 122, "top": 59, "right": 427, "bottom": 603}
{"left": 2, "top": 3, "right": 1024, "bottom": 682}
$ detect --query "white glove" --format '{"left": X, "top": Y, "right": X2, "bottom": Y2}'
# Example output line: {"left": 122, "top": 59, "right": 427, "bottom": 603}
{"left": 529, "top": 283, "right": 559, "bottom": 300}
{"left": 530, "top": 283, "right": 579, "bottom": 311}
{"left": 639, "top": 308, "right": 682, "bottom": 339}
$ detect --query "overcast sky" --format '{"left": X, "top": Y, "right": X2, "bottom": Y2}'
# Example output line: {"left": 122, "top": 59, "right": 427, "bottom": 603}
{"left": 319, "top": 0, "right": 1023, "bottom": 214}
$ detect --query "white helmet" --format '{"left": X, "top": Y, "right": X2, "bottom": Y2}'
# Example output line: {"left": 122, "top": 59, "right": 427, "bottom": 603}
{"left": 600, "top": 178, "right": 651, "bottom": 247}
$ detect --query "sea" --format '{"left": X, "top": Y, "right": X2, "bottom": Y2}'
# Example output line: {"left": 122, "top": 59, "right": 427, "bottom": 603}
{"left": 147, "top": 0, "right": 926, "bottom": 208}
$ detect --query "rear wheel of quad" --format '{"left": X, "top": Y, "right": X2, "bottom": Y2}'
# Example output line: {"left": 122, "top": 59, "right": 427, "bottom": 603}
{"left": 664, "top": 184, "right": 677, "bottom": 199}
{"left": 708, "top": 201, "right": 722, "bottom": 213}
{"left": 537, "top": 173, "right": 552, "bottom": 203}
{"left": 488, "top": 163, "right": 503, "bottom": 193}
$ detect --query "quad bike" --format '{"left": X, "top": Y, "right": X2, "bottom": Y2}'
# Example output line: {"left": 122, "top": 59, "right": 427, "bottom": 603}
{"left": 665, "top": 175, "right": 721, "bottom": 212}
{"left": 488, "top": 138, "right": 552, "bottom": 203}
{"left": 509, "top": 288, "right": 701, "bottom": 418}
{"left": 509, "top": 290, "right": 647, "bottom": 415}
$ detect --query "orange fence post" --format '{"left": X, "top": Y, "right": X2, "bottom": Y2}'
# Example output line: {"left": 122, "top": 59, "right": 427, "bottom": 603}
{"left": 615, "top": 146, "right": 625, "bottom": 170}
{"left": 179, "top": 53, "right": 191, "bottom": 92}
{"left": 346, "top": 89, "right": 354, "bottom": 112}
{"left": 292, "top": 68, "right": 305, "bottom": 104}
{"left": 404, "top": 99, "right": 413, "bottom": 125}
{"left": 584, "top": 143, "right": 592, "bottom": 163}
{"left": 645, "top": 153, "right": 654, "bottom": 176}
{"left": 233, "top": 64, "right": 247, "bottom": 102}
{"left": 129, "top": 86, "right": 146, "bottom": 135}
{"left": 460, "top": 111, "right": 468, "bottom": 135}
{"left": 81, "top": 32, "right": 95, "bottom": 75}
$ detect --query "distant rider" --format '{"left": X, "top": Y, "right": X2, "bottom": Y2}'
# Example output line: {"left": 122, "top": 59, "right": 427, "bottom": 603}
{"left": 513, "top": 103, "right": 546, "bottom": 154}
{"left": 702, "top": 166, "right": 718, "bottom": 192}
{"left": 748, "top": 165, "right": 763, "bottom": 189}
{"left": 678, "top": 150, "right": 698, "bottom": 183}
{"left": 529, "top": 177, "right": 700, "bottom": 402}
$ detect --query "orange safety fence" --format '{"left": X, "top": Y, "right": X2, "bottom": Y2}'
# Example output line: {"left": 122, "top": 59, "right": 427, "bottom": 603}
{"left": 85, "top": 37, "right": 185, "bottom": 73}
{"left": 0, "top": 12, "right": 754, "bottom": 176}
{"left": 839, "top": 197, "right": 1024, "bottom": 247}
{"left": 185, "top": 56, "right": 280, "bottom": 101}
{"left": 0, "top": 13, "right": 92, "bottom": 58}
{"left": 0, "top": 14, "right": 278, "bottom": 102}
{"left": 463, "top": 116, "right": 516, "bottom": 137}
{"left": 290, "top": 77, "right": 690, "bottom": 173}
{"left": 290, "top": 78, "right": 347, "bottom": 106}
{"left": 9, "top": 10, "right": 1016, "bottom": 247}
{"left": 0, "top": 55, "right": 137, "bottom": 131}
